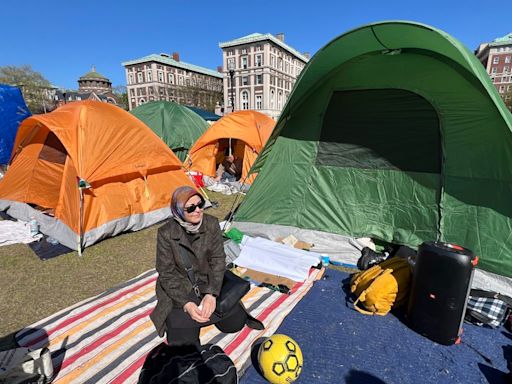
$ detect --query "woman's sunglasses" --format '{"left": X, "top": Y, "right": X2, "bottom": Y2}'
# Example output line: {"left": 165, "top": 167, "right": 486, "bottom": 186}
{"left": 184, "top": 200, "right": 206, "bottom": 213}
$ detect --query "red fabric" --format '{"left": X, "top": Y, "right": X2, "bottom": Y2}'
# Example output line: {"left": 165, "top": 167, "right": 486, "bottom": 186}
{"left": 190, "top": 173, "right": 204, "bottom": 188}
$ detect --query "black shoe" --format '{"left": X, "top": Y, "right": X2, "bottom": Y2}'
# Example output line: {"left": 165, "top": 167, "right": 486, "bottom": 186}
{"left": 246, "top": 315, "right": 265, "bottom": 330}
{"left": 357, "top": 247, "right": 388, "bottom": 270}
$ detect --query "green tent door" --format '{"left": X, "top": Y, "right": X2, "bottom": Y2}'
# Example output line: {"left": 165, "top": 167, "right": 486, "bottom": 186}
{"left": 317, "top": 89, "right": 442, "bottom": 245}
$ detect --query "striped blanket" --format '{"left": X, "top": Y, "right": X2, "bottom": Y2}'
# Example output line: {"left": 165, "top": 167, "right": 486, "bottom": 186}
{"left": 15, "top": 268, "right": 322, "bottom": 383}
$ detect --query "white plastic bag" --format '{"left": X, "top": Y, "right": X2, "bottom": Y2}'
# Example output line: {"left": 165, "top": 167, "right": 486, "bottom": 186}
{"left": 0, "top": 346, "right": 53, "bottom": 384}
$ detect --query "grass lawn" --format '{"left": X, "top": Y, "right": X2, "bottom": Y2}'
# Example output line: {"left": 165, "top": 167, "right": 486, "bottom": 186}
{"left": 0, "top": 191, "right": 243, "bottom": 350}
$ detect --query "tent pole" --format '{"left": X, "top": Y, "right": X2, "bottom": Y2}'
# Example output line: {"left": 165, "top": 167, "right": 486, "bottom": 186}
{"left": 78, "top": 188, "right": 84, "bottom": 257}
{"left": 222, "top": 173, "right": 250, "bottom": 232}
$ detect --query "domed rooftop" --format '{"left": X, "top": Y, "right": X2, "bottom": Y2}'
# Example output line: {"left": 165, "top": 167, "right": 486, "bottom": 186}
{"left": 79, "top": 66, "right": 109, "bottom": 80}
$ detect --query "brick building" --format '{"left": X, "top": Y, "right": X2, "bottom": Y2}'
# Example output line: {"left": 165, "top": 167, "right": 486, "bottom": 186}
{"left": 475, "top": 33, "right": 512, "bottom": 110}
{"left": 122, "top": 52, "right": 223, "bottom": 111}
{"left": 55, "top": 66, "right": 118, "bottom": 107}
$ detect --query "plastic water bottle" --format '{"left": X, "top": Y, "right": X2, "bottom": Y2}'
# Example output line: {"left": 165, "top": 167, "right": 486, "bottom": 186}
{"left": 46, "top": 236, "right": 59, "bottom": 245}
{"left": 29, "top": 217, "right": 39, "bottom": 237}
{"left": 40, "top": 347, "right": 54, "bottom": 379}
{"left": 320, "top": 254, "right": 330, "bottom": 268}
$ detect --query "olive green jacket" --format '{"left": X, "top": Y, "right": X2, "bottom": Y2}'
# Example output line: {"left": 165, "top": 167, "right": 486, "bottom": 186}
{"left": 150, "top": 214, "right": 226, "bottom": 337}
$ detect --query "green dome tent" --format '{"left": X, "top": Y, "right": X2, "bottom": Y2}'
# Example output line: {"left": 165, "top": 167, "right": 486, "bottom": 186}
{"left": 131, "top": 101, "right": 209, "bottom": 162}
{"left": 234, "top": 21, "right": 512, "bottom": 278}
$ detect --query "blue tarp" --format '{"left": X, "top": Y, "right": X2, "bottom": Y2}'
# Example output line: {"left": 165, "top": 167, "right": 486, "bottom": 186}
{"left": 186, "top": 106, "right": 221, "bottom": 121}
{"left": 0, "top": 84, "right": 31, "bottom": 165}
{"left": 241, "top": 269, "right": 510, "bottom": 383}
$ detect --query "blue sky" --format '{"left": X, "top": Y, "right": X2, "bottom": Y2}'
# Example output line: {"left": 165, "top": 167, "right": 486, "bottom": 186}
{"left": 0, "top": 0, "right": 509, "bottom": 90}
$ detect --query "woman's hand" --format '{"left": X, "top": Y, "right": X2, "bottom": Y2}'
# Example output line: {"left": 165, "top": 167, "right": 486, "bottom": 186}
{"left": 183, "top": 302, "right": 209, "bottom": 323}
{"left": 199, "top": 294, "right": 217, "bottom": 319}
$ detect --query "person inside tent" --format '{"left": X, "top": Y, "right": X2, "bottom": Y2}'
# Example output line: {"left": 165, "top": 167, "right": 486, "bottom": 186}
{"left": 150, "top": 186, "right": 264, "bottom": 346}
{"left": 215, "top": 147, "right": 242, "bottom": 182}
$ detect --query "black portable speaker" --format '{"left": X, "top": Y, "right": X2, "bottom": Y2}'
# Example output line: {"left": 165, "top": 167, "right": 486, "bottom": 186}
{"left": 407, "top": 241, "right": 478, "bottom": 345}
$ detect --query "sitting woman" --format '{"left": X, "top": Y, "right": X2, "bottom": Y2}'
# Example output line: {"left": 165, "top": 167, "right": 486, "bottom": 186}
{"left": 215, "top": 148, "right": 243, "bottom": 182}
{"left": 150, "top": 186, "right": 263, "bottom": 346}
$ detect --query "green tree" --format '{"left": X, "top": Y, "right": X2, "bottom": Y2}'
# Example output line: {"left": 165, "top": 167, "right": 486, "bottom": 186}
{"left": 112, "top": 85, "right": 128, "bottom": 110}
{"left": 0, "top": 65, "right": 53, "bottom": 113}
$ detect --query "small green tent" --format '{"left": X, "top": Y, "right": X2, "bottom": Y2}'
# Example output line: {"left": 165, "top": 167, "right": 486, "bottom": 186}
{"left": 234, "top": 21, "right": 512, "bottom": 278}
{"left": 131, "top": 101, "right": 209, "bottom": 161}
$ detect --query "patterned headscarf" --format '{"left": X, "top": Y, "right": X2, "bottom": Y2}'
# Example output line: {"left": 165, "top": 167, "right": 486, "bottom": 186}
{"left": 170, "top": 186, "right": 204, "bottom": 233}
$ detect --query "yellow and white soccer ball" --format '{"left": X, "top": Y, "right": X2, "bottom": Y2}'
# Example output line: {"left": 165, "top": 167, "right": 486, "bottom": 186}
{"left": 257, "top": 334, "right": 303, "bottom": 384}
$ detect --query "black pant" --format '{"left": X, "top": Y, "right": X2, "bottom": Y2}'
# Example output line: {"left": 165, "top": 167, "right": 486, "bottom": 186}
{"left": 165, "top": 302, "right": 247, "bottom": 345}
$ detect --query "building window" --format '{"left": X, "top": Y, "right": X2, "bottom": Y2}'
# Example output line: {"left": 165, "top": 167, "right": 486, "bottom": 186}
{"left": 507, "top": 56, "right": 512, "bottom": 63}
{"left": 179, "top": 76, "right": 184, "bottom": 85}
{"left": 158, "top": 72, "right": 164, "bottom": 82}
{"left": 256, "top": 95, "right": 262, "bottom": 109}
{"left": 169, "top": 74, "right": 174, "bottom": 84}
{"left": 270, "top": 89, "right": 275, "bottom": 108}
{"left": 147, "top": 71, "right": 152, "bottom": 82}
{"left": 271, "top": 55, "right": 275, "bottom": 67}
{"left": 137, "top": 72, "right": 143, "bottom": 83}
{"left": 227, "top": 58, "right": 235, "bottom": 69}
{"left": 130, "top": 89, "right": 135, "bottom": 96}
{"left": 493, "top": 57, "right": 500, "bottom": 64}
{"left": 499, "top": 85, "right": 505, "bottom": 93}
{"left": 256, "top": 54, "right": 262, "bottom": 67}
{"left": 241, "top": 56, "right": 248, "bottom": 69}
{"left": 278, "top": 91, "right": 283, "bottom": 109}
{"left": 242, "top": 76, "right": 249, "bottom": 86}
{"left": 241, "top": 48, "right": 247, "bottom": 54}
{"left": 241, "top": 90, "right": 249, "bottom": 110}
{"left": 256, "top": 74, "right": 263, "bottom": 85}
{"left": 492, "top": 67, "right": 498, "bottom": 74}
{"left": 128, "top": 74, "right": 134, "bottom": 85}
{"left": 505, "top": 66, "right": 510, "bottom": 74}
{"left": 140, "top": 98, "right": 146, "bottom": 103}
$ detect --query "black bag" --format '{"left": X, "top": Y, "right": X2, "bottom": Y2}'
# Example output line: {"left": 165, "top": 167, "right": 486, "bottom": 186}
{"left": 465, "top": 289, "right": 512, "bottom": 328}
{"left": 138, "top": 343, "right": 237, "bottom": 384}
{"left": 178, "top": 247, "right": 250, "bottom": 317}
{"left": 214, "top": 270, "right": 251, "bottom": 317}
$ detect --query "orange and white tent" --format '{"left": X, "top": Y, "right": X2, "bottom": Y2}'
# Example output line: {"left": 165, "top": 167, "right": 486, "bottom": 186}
{"left": 187, "top": 110, "right": 275, "bottom": 184}
{"left": 0, "top": 101, "right": 194, "bottom": 251}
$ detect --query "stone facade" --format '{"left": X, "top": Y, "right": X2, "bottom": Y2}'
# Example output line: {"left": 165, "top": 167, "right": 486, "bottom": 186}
{"left": 122, "top": 53, "right": 223, "bottom": 111}
{"left": 219, "top": 33, "right": 309, "bottom": 119}
{"left": 475, "top": 33, "right": 512, "bottom": 110}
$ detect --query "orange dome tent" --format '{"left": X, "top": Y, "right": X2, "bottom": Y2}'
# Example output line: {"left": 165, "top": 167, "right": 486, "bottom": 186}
{"left": 0, "top": 101, "right": 194, "bottom": 252}
{"left": 187, "top": 110, "right": 275, "bottom": 184}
